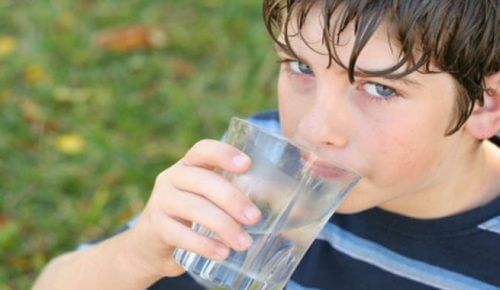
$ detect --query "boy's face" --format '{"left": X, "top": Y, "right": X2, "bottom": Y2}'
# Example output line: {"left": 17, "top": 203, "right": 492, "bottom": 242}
{"left": 276, "top": 5, "right": 473, "bottom": 213}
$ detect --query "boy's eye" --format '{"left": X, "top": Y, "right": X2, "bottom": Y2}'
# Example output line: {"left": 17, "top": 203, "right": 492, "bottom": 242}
{"left": 289, "top": 61, "right": 314, "bottom": 75}
{"left": 362, "top": 82, "right": 396, "bottom": 98}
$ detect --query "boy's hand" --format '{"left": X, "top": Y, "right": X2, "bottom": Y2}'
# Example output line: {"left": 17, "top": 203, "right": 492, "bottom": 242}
{"left": 124, "top": 139, "right": 261, "bottom": 280}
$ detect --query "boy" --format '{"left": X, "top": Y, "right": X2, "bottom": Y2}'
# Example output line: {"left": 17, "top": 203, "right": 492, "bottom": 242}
{"left": 34, "top": 0, "right": 499, "bottom": 289}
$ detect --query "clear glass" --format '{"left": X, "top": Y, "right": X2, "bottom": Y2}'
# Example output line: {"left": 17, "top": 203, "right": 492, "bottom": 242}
{"left": 173, "top": 117, "right": 361, "bottom": 290}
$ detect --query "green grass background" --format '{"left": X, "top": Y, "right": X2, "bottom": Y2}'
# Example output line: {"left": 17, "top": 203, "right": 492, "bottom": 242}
{"left": 0, "top": 0, "right": 277, "bottom": 288}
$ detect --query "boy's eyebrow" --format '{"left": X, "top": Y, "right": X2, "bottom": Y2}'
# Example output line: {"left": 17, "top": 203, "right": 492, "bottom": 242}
{"left": 352, "top": 71, "right": 423, "bottom": 88}
{"left": 274, "top": 44, "right": 422, "bottom": 88}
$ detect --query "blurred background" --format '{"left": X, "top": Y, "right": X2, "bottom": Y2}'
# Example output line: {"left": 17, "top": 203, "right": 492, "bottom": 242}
{"left": 0, "top": 0, "right": 277, "bottom": 288}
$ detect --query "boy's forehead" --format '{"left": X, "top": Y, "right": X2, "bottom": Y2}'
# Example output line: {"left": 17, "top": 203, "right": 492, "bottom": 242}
{"left": 277, "top": 3, "right": 429, "bottom": 74}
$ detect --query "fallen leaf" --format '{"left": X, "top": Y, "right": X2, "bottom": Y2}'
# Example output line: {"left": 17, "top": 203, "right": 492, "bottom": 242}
{"left": 24, "top": 65, "right": 46, "bottom": 84}
{"left": 0, "top": 36, "right": 15, "bottom": 57}
{"left": 9, "top": 256, "right": 31, "bottom": 272}
{"left": 0, "top": 214, "right": 9, "bottom": 227}
{"left": 92, "top": 25, "right": 167, "bottom": 53}
{"left": 20, "top": 99, "right": 44, "bottom": 124}
{"left": 41, "top": 120, "right": 60, "bottom": 133}
{"left": 169, "top": 58, "right": 196, "bottom": 79}
{"left": 56, "top": 133, "right": 86, "bottom": 155}
{"left": 57, "top": 12, "right": 76, "bottom": 30}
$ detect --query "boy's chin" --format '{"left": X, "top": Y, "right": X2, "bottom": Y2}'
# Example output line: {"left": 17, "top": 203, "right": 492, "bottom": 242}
{"left": 335, "top": 198, "right": 375, "bottom": 214}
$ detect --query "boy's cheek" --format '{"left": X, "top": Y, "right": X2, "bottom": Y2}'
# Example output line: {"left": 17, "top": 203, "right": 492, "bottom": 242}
{"left": 359, "top": 135, "right": 444, "bottom": 196}
{"left": 335, "top": 154, "right": 440, "bottom": 214}
{"left": 278, "top": 74, "right": 316, "bottom": 108}
{"left": 278, "top": 90, "right": 311, "bottom": 136}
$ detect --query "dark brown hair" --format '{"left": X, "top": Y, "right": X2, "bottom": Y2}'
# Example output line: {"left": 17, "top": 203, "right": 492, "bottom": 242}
{"left": 263, "top": 0, "right": 499, "bottom": 135}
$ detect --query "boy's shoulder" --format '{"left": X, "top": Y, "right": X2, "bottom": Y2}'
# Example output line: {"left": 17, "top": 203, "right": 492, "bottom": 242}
{"left": 247, "top": 110, "right": 280, "bottom": 125}
{"left": 247, "top": 110, "right": 279, "bottom": 121}
{"left": 246, "top": 110, "right": 281, "bottom": 134}
{"left": 291, "top": 197, "right": 500, "bottom": 290}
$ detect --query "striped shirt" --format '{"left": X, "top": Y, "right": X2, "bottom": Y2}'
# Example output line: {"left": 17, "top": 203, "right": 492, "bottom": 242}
{"left": 81, "top": 111, "right": 500, "bottom": 290}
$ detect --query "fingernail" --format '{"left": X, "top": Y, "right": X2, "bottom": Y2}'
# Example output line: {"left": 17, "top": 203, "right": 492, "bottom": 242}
{"left": 244, "top": 205, "right": 261, "bottom": 221}
{"left": 232, "top": 155, "right": 248, "bottom": 167}
{"left": 238, "top": 233, "right": 253, "bottom": 249}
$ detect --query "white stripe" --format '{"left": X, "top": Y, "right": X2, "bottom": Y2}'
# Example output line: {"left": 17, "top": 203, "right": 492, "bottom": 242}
{"left": 478, "top": 215, "right": 500, "bottom": 235}
{"left": 317, "top": 223, "right": 498, "bottom": 290}
{"left": 76, "top": 243, "right": 93, "bottom": 251}
{"left": 127, "top": 214, "right": 140, "bottom": 228}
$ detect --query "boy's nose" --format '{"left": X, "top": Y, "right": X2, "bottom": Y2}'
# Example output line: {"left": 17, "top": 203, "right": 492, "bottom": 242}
{"left": 294, "top": 85, "right": 350, "bottom": 150}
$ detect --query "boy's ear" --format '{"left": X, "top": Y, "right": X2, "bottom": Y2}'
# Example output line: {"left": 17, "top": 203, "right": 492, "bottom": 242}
{"left": 465, "top": 71, "right": 500, "bottom": 140}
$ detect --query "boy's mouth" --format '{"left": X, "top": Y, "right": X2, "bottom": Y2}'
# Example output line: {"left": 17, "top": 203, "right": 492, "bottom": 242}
{"left": 301, "top": 154, "right": 350, "bottom": 179}
{"left": 309, "top": 162, "right": 349, "bottom": 179}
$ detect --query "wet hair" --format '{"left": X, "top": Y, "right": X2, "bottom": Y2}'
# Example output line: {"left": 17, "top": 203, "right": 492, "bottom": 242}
{"left": 263, "top": 0, "right": 499, "bottom": 135}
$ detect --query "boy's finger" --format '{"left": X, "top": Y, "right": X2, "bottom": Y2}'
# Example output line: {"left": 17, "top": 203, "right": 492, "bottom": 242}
{"left": 182, "top": 139, "right": 251, "bottom": 172}
{"left": 170, "top": 166, "right": 260, "bottom": 225}
{"left": 160, "top": 217, "right": 231, "bottom": 261}
{"left": 163, "top": 190, "right": 253, "bottom": 252}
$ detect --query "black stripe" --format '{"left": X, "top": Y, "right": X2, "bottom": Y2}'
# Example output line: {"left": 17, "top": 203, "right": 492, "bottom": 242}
{"left": 291, "top": 239, "right": 439, "bottom": 290}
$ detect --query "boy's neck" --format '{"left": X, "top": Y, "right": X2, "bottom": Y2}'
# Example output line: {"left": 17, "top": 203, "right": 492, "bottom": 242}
{"left": 378, "top": 139, "right": 500, "bottom": 220}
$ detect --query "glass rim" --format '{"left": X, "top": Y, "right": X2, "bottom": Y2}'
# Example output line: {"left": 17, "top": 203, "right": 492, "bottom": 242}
{"left": 229, "top": 117, "right": 362, "bottom": 178}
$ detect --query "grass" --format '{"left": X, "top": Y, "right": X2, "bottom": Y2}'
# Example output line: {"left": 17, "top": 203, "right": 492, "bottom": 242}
{"left": 0, "top": 0, "right": 277, "bottom": 288}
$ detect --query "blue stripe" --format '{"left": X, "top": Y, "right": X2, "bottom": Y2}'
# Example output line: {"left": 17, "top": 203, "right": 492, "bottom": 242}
{"left": 317, "top": 223, "right": 498, "bottom": 290}
{"left": 478, "top": 215, "right": 500, "bottom": 235}
{"left": 247, "top": 116, "right": 282, "bottom": 134}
